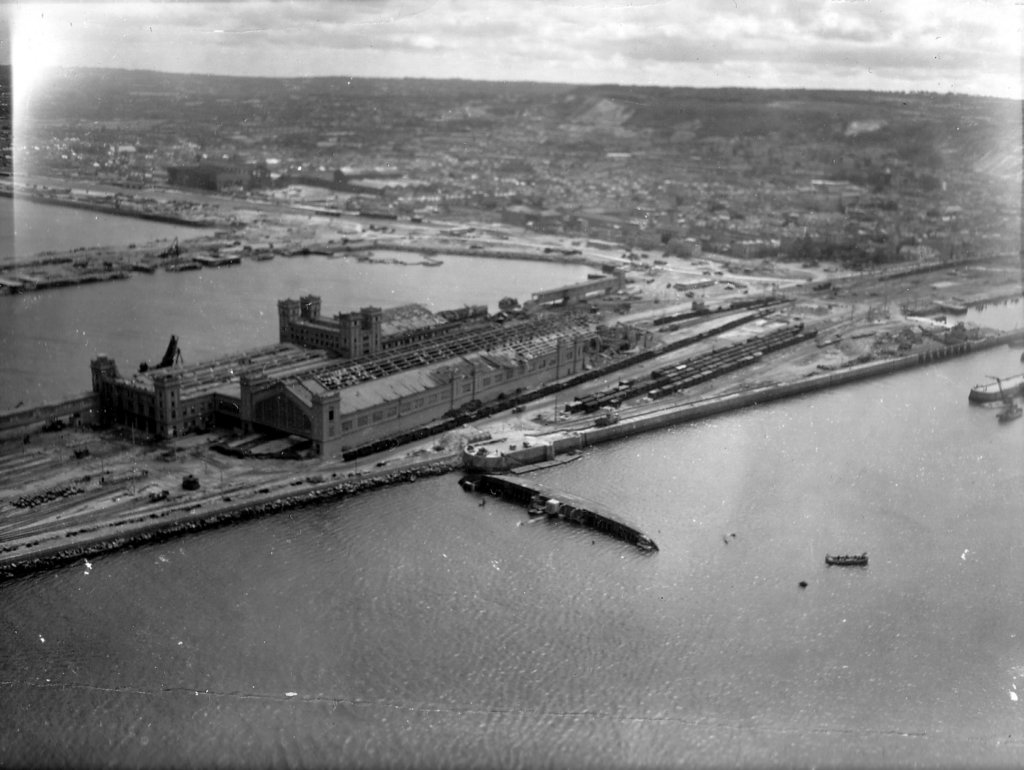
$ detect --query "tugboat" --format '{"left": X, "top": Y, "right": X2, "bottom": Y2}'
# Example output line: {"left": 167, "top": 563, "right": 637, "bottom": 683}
{"left": 989, "top": 376, "right": 1024, "bottom": 423}
{"left": 998, "top": 398, "right": 1022, "bottom": 423}
{"left": 825, "top": 553, "right": 868, "bottom": 567}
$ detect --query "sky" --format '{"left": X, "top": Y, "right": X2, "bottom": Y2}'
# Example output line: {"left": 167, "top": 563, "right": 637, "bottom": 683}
{"left": 3, "top": 0, "right": 1023, "bottom": 99}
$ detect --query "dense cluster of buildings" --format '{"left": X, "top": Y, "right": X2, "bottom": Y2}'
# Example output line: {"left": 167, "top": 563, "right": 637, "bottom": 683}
{"left": 89, "top": 285, "right": 633, "bottom": 456}
{"left": 0, "top": 66, "right": 10, "bottom": 175}
{"left": 277, "top": 296, "right": 490, "bottom": 359}
{"left": 19, "top": 71, "right": 1020, "bottom": 271}
{"left": 165, "top": 161, "right": 271, "bottom": 192}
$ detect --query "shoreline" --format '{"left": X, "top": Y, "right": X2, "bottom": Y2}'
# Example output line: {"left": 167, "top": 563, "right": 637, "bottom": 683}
{"left": 4, "top": 329, "right": 1021, "bottom": 581}
{"left": 0, "top": 196, "right": 606, "bottom": 289}
{"left": 0, "top": 455, "right": 461, "bottom": 581}
{"left": 1, "top": 186, "right": 219, "bottom": 229}
{"left": 2, "top": 180, "right": 1020, "bottom": 579}
{"left": 466, "top": 329, "right": 1024, "bottom": 471}
{"left": 337, "top": 241, "right": 605, "bottom": 268}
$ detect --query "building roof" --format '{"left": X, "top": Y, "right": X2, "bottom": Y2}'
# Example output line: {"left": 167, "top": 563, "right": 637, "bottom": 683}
{"left": 329, "top": 366, "right": 446, "bottom": 413}
{"left": 379, "top": 304, "right": 444, "bottom": 336}
{"left": 285, "top": 314, "right": 593, "bottom": 398}
{"left": 303, "top": 338, "right": 560, "bottom": 414}
{"left": 127, "top": 344, "right": 331, "bottom": 401}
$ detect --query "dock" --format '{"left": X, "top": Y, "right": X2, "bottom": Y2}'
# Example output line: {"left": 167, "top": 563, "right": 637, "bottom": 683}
{"left": 194, "top": 254, "right": 242, "bottom": 267}
{"left": 508, "top": 453, "right": 581, "bottom": 475}
{"left": 461, "top": 473, "right": 657, "bottom": 552}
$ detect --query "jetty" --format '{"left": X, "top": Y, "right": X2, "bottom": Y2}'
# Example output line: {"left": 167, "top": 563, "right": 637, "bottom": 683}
{"left": 461, "top": 473, "right": 657, "bottom": 552}
{"left": 508, "top": 453, "right": 581, "bottom": 475}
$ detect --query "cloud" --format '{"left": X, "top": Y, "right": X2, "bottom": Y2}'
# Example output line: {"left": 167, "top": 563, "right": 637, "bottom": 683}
{"left": 10, "top": 0, "right": 1022, "bottom": 97}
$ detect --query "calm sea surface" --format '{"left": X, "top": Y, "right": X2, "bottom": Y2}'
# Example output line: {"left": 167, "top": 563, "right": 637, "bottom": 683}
{"left": 1, "top": 197, "right": 206, "bottom": 262}
{"left": 1, "top": 209, "right": 1024, "bottom": 768}
{"left": 0, "top": 249, "right": 594, "bottom": 408}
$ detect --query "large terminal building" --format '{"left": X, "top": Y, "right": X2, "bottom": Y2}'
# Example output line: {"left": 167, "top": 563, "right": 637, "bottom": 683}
{"left": 90, "top": 280, "right": 629, "bottom": 456}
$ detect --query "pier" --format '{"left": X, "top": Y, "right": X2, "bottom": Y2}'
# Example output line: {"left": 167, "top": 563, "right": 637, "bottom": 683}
{"left": 461, "top": 473, "right": 658, "bottom": 552}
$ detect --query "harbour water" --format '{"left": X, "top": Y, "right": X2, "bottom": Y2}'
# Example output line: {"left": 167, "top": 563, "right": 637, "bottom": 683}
{"left": 965, "top": 298, "right": 1024, "bottom": 332}
{"left": 0, "top": 251, "right": 593, "bottom": 408}
{"left": 0, "top": 197, "right": 206, "bottom": 263}
{"left": 1, "top": 344, "right": 1022, "bottom": 767}
{"left": 1, "top": 207, "right": 1023, "bottom": 766}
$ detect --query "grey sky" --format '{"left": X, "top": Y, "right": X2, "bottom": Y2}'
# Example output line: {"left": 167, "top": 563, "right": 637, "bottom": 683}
{"left": 8, "top": 0, "right": 1023, "bottom": 98}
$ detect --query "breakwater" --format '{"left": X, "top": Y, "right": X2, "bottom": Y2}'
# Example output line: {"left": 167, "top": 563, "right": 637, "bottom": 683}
{"left": 6, "top": 332, "right": 1021, "bottom": 580}
{"left": 5, "top": 188, "right": 217, "bottom": 228}
{"left": 462, "top": 473, "right": 657, "bottom": 552}
{"left": 491, "top": 331, "right": 1024, "bottom": 465}
{"left": 874, "top": 254, "right": 1018, "bottom": 283}
{"left": 0, "top": 268, "right": 131, "bottom": 293}
{"left": 579, "top": 333, "right": 1019, "bottom": 441}
{"left": 0, "top": 456, "right": 461, "bottom": 581}
{"left": 340, "top": 311, "right": 785, "bottom": 462}
{"left": 329, "top": 240, "right": 604, "bottom": 268}
{"left": 570, "top": 321, "right": 813, "bottom": 413}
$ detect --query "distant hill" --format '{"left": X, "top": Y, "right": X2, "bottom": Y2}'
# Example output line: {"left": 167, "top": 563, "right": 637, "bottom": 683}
{"left": 548, "top": 84, "right": 1020, "bottom": 166}
{"left": 22, "top": 66, "right": 1023, "bottom": 184}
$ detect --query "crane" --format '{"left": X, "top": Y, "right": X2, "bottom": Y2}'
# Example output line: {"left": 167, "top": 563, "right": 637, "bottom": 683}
{"left": 139, "top": 335, "right": 183, "bottom": 372}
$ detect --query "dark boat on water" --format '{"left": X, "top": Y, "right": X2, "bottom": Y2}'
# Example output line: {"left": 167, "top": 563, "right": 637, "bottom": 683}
{"left": 825, "top": 553, "right": 868, "bottom": 567}
{"left": 980, "top": 376, "right": 1024, "bottom": 423}
{"left": 998, "top": 399, "right": 1022, "bottom": 423}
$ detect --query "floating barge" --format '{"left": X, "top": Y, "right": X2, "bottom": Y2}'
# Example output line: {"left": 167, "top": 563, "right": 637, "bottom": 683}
{"left": 825, "top": 553, "right": 868, "bottom": 567}
{"left": 164, "top": 260, "right": 202, "bottom": 273}
{"left": 194, "top": 254, "right": 242, "bottom": 267}
{"left": 460, "top": 473, "right": 657, "bottom": 552}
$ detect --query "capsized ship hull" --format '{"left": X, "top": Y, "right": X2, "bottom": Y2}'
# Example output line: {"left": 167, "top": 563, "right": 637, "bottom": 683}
{"left": 968, "top": 373, "right": 1024, "bottom": 403}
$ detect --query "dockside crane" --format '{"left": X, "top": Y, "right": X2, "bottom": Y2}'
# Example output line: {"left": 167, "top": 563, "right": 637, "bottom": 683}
{"left": 139, "top": 335, "right": 184, "bottom": 372}
{"left": 158, "top": 238, "right": 180, "bottom": 259}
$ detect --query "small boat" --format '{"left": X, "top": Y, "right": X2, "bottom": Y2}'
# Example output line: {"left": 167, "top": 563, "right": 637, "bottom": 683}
{"left": 998, "top": 399, "right": 1022, "bottom": 423}
{"left": 825, "top": 553, "right": 868, "bottom": 567}
{"left": 526, "top": 495, "right": 546, "bottom": 516}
